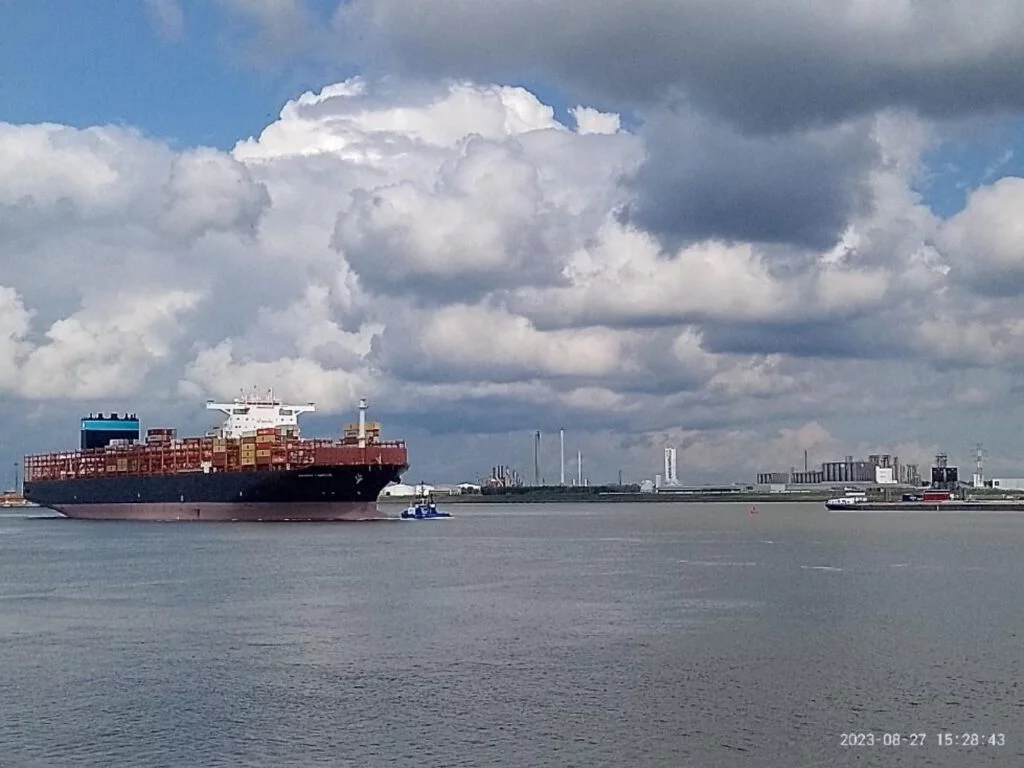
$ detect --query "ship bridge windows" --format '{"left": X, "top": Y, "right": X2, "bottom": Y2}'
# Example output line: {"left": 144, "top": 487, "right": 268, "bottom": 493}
{"left": 232, "top": 408, "right": 249, "bottom": 415}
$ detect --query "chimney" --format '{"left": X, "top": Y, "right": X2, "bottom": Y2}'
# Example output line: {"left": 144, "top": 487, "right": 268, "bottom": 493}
{"left": 560, "top": 429, "right": 565, "bottom": 485}
{"left": 357, "top": 398, "right": 368, "bottom": 448}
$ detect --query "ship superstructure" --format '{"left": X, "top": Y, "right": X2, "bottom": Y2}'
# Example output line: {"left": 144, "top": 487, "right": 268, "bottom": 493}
{"left": 205, "top": 389, "right": 316, "bottom": 439}
{"left": 22, "top": 395, "right": 408, "bottom": 522}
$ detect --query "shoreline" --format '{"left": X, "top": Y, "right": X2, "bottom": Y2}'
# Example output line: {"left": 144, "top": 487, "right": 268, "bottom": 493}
{"left": 379, "top": 492, "right": 835, "bottom": 504}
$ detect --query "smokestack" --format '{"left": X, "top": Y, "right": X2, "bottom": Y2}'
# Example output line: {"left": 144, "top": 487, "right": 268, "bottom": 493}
{"left": 804, "top": 449, "right": 808, "bottom": 472}
{"left": 534, "top": 430, "right": 541, "bottom": 486}
{"left": 577, "top": 449, "right": 582, "bottom": 486}
{"left": 560, "top": 429, "right": 565, "bottom": 485}
{"left": 357, "top": 397, "right": 368, "bottom": 448}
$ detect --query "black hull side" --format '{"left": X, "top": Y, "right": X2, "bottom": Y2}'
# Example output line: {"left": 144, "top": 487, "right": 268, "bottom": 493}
{"left": 24, "top": 464, "right": 404, "bottom": 511}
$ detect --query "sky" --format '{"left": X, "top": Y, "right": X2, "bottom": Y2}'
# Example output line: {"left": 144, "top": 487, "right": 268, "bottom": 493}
{"left": 5, "top": 1, "right": 1024, "bottom": 488}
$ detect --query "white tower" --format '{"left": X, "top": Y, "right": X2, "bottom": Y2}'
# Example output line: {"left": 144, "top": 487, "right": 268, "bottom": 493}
{"left": 577, "top": 449, "right": 582, "bottom": 486}
{"left": 664, "top": 447, "right": 679, "bottom": 486}
{"left": 560, "top": 429, "right": 565, "bottom": 485}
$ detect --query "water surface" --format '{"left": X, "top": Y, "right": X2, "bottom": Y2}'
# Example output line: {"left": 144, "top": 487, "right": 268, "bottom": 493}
{"left": 1, "top": 502, "right": 1021, "bottom": 766}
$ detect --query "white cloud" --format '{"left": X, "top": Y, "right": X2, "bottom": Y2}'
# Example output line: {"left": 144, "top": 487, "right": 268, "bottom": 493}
{"left": 180, "top": 341, "right": 367, "bottom": 410}
{"left": 939, "top": 177, "right": 1024, "bottom": 291}
{"left": 402, "top": 303, "right": 633, "bottom": 380}
{"left": 0, "top": 123, "right": 171, "bottom": 217}
{"left": 332, "top": 137, "right": 574, "bottom": 295}
{"left": 160, "top": 148, "right": 270, "bottom": 240}
{"left": 510, "top": 224, "right": 891, "bottom": 330}
{"left": 144, "top": 0, "right": 186, "bottom": 41}
{"left": 6, "top": 75, "right": 1024, "bottom": 484}
{"left": 570, "top": 106, "right": 621, "bottom": 135}
{"left": 1, "top": 288, "right": 200, "bottom": 399}
{"left": 234, "top": 78, "right": 562, "bottom": 162}
{"left": 0, "top": 287, "right": 33, "bottom": 392}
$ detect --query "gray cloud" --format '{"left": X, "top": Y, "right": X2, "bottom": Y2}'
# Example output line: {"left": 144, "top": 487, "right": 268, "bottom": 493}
{"left": 329, "top": 0, "right": 1024, "bottom": 133}
{"left": 622, "top": 111, "right": 878, "bottom": 250}
{"left": 699, "top": 318, "right": 910, "bottom": 361}
{"left": 217, "top": 0, "right": 331, "bottom": 65}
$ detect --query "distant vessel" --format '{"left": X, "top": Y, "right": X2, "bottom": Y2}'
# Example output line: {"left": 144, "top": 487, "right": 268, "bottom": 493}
{"left": 824, "top": 491, "right": 868, "bottom": 509}
{"left": 825, "top": 490, "right": 1024, "bottom": 511}
{"left": 22, "top": 393, "right": 409, "bottom": 522}
{"left": 0, "top": 491, "right": 35, "bottom": 508}
{"left": 400, "top": 494, "right": 452, "bottom": 520}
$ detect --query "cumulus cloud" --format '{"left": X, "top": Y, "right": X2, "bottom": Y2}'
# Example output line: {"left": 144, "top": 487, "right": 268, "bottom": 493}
{"left": 373, "top": 303, "right": 636, "bottom": 384}
{"left": 0, "top": 287, "right": 33, "bottom": 392}
{"left": 233, "top": 78, "right": 564, "bottom": 162}
{"left": 0, "top": 287, "right": 199, "bottom": 399}
{"left": 5, "top": 72, "right": 1024, "bottom": 483}
{"left": 332, "top": 138, "right": 573, "bottom": 298}
{"left": 0, "top": 123, "right": 171, "bottom": 219}
{"left": 509, "top": 225, "right": 892, "bottom": 332}
{"left": 160, "top": 148, "right": 270, "bottom": 240}
{"left": 939, "top": 177, "right": 1024, "bottom": 294}
{"left": 570, "top": 106, "right": 621, "bottom": 136}
{"left": 180, "top": 341, "right": 367, "bottom": 409}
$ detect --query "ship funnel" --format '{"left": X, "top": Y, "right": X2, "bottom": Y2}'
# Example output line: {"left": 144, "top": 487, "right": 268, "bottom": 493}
{"left": 357, "top": 397, "right": 368, "bottom": 448}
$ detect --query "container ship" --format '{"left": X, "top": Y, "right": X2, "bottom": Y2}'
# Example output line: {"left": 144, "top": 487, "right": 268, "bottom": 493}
{"left": 22, "top": 393, "right": 408, "bottom": 522}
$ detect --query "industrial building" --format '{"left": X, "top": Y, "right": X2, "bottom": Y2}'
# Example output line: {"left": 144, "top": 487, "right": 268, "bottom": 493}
{"left": 986, "top": 478, "right": 1024, "bottom": 491}
{"left": 486, "top": 465, "right": 523, "bottom": 488}
{"left": 757, "top": 453, "right": 921, "bottom": 488}
{"left": 929, "top": 453, "right": 958, "bottom": 490}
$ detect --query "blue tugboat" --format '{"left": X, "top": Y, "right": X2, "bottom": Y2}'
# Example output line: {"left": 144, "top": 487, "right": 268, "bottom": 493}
{"left": 400, "top": 493, "right": 452, "bottom": 520}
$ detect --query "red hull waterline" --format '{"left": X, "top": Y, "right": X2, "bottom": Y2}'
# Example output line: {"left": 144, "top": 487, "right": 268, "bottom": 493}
{"left": 51, "top": 501, "right": 393, "bottom": 522}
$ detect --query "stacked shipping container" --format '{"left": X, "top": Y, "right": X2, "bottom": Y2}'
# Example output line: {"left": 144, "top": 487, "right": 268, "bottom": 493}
{"left": 24, "top": 426, "right": 407, "bottom": 482}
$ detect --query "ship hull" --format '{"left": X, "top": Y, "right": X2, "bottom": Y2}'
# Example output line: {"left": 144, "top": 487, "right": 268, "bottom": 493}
{"left": 826, "top": 501, "right": 1024, "bottom": 511}
{"left": 24, "top": 464, "right": 404, "bottom": 522}
{"left": 52, "top": 501, "right": 384, "bottom": 522}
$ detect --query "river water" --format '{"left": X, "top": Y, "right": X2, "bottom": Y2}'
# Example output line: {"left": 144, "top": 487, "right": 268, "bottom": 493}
{"left": 1, "top": 502, "right": 1022, "bottom": 767}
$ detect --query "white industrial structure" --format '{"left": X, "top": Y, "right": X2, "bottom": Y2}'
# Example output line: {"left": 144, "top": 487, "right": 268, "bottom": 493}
{"left": 663, "top": 447, "right": 679, "bottom": 486}
{"left": 874, "top": 466, "right": 896, "bottom": 484}
{"left": 560, "top": 428, "right": 565, "bottom": 485}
